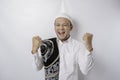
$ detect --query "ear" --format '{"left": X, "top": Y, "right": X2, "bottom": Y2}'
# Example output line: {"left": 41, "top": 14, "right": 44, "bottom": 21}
{"left": 70, "top": 25, "right": 73, "bottom": 30}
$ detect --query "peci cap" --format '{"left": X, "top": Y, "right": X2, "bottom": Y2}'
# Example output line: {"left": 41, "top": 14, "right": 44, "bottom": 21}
{"left": 54, "top": 13, "right": 73, "bottom": 26}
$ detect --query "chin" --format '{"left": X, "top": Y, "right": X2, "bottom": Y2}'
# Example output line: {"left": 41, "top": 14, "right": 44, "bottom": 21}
{"left": 58, "top": 37, "right": 65, "bottom": 40}
{"left": 59, "top": 38, "right": 65, "bottom": 40}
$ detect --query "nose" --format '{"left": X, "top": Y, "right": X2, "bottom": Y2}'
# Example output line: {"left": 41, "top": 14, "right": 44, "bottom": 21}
{"left": 59, "top": 25, "right": 64, "bottom": 30}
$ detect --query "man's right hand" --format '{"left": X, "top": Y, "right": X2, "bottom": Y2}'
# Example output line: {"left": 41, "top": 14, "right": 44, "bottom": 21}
{"left": 31, "top": 36, "right": 43, "bottom": 54}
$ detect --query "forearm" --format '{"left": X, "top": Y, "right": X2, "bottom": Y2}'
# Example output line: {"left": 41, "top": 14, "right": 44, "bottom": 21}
{"left": 80, "top": 51, "right": 94, "bottom": 75}
{"left": 32, "top": 52, "right": 43, "bottom": 71}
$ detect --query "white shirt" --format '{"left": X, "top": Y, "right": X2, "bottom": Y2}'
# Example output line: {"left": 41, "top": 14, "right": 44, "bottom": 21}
{"left": 32, "top": 37, "right": 94, "bottom": 80}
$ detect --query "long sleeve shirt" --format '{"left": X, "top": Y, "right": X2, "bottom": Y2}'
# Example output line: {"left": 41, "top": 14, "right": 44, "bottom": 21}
{"left": 32, "top": 37, "right": 94, "bottom": 80}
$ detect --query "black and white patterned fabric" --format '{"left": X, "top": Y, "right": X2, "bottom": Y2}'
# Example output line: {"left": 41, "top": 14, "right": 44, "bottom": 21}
{"left": 40, "top": 38, "right": 59, "bottom": 80}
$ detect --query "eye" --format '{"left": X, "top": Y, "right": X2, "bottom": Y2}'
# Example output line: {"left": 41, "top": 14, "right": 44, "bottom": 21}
{"left": 55, "top": 24, "right": 60, "bottom": 26}
{"left": 63, "top": 23, "right": 69, "bottom": 26}
{"left": 63, "top": 24, "right": 68, "bottom": 26}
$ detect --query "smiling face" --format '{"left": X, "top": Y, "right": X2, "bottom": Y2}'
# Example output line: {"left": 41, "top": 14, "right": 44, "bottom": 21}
{"left": 54, "top": 17, "right": 73, "bottom": 41}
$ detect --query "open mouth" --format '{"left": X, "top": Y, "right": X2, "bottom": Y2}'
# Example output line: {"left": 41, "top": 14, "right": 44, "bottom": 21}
{"left": 58, "top": 32, "right": 65, "bottom": 35}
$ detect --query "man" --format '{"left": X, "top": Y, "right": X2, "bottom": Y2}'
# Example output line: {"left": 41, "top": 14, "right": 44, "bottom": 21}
{"left": 31, "top": 13, "right": 94, "bottom": 80}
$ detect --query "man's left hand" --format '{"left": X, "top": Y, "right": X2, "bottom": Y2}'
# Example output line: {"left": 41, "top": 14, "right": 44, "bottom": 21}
{"left": 83, "top": 33, "right": 93, "bottom": 52}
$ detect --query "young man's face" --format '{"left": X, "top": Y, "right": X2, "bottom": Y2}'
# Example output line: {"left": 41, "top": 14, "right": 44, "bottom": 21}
{"left": 54, "top": 17, "right": 72, "bottom": 41}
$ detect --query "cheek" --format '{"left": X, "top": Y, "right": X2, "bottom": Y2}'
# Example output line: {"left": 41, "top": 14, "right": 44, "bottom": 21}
{"left": 54, "top": 27, "right": 57, "bottom": 32}
{"left": 54, "top": 26, "right": 59, "bottom": 30}
{"left": 65, "top": 27, "right": 72, "bottom": 32}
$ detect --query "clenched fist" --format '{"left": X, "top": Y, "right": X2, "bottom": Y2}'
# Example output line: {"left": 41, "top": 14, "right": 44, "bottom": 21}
{"left": 31, "top": 36, "right": 43, "bottom": 54}
{"left": 83, "top": 33, "right": 93, "bottom": 52}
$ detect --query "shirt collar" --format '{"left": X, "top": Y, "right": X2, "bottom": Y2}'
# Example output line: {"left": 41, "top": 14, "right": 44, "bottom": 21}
{"left": 57, "top": 36, "right": 72, "bottom": 45}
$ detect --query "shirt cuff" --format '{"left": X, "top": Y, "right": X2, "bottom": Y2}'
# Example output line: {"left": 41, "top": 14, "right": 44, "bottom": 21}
{"left": 33, "top": 52, "right": 39, "bottom": 56}
{"left": 85, "top": 50, "right": 92, "bottom": 56}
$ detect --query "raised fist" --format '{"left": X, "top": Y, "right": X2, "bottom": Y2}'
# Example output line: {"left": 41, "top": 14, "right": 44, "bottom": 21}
{"left": 83, "top": 33, "right": 93, "bottom": 52}
{"left": 31, "top": 36, "right": 43, "bottom": 54}
{"left": 83, "top": 33, "right": 93, "bottom": 42}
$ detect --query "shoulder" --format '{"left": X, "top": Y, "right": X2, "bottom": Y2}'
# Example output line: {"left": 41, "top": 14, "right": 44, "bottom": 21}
{"left": 48, "top": 37, "right": 57, "bottom": 41}
{"left": 71, "top": 38, "right": 89, "bottom": 56}
{"left": 71, "top": 38, "right": 83, "bottom": 46}
{"left": 43, "top": 37, "right": 57, "bottom": 42}
{"left": 70, "top": 38, "right": 86, "bottom": 50}
{"left": 42, "top": 37, "right": 57, "bottom": 46}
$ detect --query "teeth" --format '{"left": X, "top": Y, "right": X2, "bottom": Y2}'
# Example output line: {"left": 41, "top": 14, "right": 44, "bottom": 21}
{"left": 58, "top": 32, "right": 65, "bottom": 35}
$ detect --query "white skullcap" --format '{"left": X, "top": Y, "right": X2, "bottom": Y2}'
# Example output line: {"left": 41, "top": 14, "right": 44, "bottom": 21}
{"left": 55, "top": 13, "right": 73, "bottom": 25}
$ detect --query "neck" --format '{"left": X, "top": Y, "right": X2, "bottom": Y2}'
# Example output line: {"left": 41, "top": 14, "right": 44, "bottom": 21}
{"left": 61, "top": 35, "right": 70, "bottom": 42}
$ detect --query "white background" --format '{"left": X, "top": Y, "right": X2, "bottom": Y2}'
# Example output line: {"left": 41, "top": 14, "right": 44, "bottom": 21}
{"left": 0, "top": 0, "right": 120, "bottom": 80}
